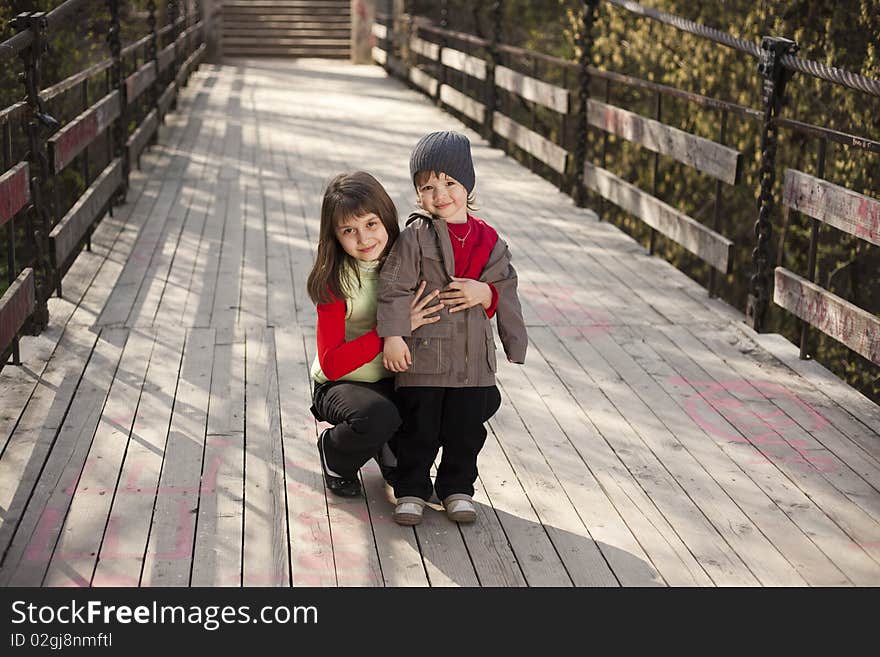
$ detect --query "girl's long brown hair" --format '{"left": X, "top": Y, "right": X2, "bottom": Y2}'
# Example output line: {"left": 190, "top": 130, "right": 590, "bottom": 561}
{"left": 307, "top": 171, "right": 400, "bottom": 305}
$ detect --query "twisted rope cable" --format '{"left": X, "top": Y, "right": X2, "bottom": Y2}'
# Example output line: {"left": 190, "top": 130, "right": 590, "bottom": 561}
{"left": 604, "top": 0, "right": 880, "bottom": 97}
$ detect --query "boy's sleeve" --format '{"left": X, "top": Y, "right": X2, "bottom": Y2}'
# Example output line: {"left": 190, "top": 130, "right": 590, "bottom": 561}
{"left": 483, "top": 240, "right": 528, "bottom": 364}
{"left": 377, "top": 228, "right": 420, "bottom": 338}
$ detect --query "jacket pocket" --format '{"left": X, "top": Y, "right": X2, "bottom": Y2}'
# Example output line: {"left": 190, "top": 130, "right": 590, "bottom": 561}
{"left": 406, "top": 335, "right": 451, "bottom": 375}
{"left": 485, "top": 325, "right": 497, "bottom": 373}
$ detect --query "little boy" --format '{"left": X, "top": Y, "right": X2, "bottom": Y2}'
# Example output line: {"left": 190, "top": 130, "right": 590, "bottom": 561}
{"left": 377, "top": 131, "right": 527, "bottom": 525}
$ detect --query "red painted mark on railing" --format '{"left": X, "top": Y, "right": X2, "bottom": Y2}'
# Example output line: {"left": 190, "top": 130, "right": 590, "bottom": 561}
{"left": 674, "top": 377, "right": 835, "bottom": 472}
{"left": 0, "top": 162, "right": 30, "bottom": 225}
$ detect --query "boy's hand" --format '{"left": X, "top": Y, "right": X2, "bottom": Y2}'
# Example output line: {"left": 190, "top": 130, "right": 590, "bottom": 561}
{"left": 439, "top": 277, "right": 492, "bottom": 313}
{"left": 383, "top": 336, "right": 411, "bottom": 372}
{"left": 410, "top": 280, "right": 443, "bottom": 331}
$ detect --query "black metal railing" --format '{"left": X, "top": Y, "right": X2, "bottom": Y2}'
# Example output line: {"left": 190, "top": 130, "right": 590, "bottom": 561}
{"left": 373, "top": 0, "right": 879, "bottom": 398}
{"left": 0, "top": 0, "right": 208, "bottom": 367}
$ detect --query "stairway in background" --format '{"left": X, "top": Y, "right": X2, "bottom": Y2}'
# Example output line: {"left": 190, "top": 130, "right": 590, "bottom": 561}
{"left": 220, "top": 0, "right": 351, "bottom": 58}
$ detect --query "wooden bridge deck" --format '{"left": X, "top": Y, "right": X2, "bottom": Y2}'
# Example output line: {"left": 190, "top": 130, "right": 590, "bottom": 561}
{"left": 1, "top": 60, "right": 879, "bottom": 587}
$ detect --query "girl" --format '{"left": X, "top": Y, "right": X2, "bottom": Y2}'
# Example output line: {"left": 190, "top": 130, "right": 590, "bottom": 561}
{"left": 307, "top": 171, "right": 442, "bottom": 497}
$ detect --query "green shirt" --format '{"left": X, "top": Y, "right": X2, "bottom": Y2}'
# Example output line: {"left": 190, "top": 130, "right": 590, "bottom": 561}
{"left": 311, "top": 259, "right": 391, "bottom": 384}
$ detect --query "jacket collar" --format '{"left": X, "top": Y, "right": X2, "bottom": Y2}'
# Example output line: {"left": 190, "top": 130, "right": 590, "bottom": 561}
{"left": 406, "top": 211, "right": 455, "bottom": 280}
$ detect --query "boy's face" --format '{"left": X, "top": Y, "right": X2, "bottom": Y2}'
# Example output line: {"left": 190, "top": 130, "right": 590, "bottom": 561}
{"left": 335, "top": 211, "right": 389, "bottom": 262}
{"left": 416, "top": 172, "right": 468, "bottom": 224}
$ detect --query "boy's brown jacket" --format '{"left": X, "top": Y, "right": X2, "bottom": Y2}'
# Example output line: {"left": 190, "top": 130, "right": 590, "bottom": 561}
{"left": 377, "top": 211, "right": 527, "bottom": 388}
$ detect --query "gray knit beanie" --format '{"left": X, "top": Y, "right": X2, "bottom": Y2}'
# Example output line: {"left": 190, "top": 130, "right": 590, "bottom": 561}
{"left": 409, "top": 131, "right": 475, "bottom": 193}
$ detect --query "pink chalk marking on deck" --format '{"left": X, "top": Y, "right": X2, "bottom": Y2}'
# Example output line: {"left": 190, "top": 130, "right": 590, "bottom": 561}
{"left": 25, "top": 507, "right": 63, "bottom": 563}
{"left": 675, "top": 378, "right": 835, "bottom": 471}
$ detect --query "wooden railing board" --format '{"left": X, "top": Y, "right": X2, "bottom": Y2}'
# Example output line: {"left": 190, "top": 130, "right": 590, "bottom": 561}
{"left": 125, "top": 61, "right": 158, "bottom": 106}
{"left": 783, "top": 170, "right": 880, "bottom": 247}
{"left": 127, "top": 110, "right": 159, "bottom": 165}
{"left": 441, "top": 47, "right": 487, "bottom": 81}
{"left": 583, "top": 162, "right": 733, "bottom": 273}
{"left": 410, "top": 35, "right": 440, "bottom": 61}
{"left": 372, "top": 46, "right": 387, "bottom": 65}
{"left": 495, "top": 65, "right": 568, "bottom": 114}
{"left": 49, "top": 159, "right": 122, "bottom": 268}
{"left": 48, "top": 92, "right": 120, "bottom": 174}
{"left": 493, "top": 112, "right": 567, "bottom": 173}
{"left": 774, "top": 267, "right": 880, "bottom": 365}
{"left": 0, "top": 162, "right": 29, "bottom": 226}
{"left": 372, "top": 23, "right": 387, "bottom": 40}
{"left": 409, "top": 67, "right": 439, "bottom": 96}
{"left": 587, "top": 98, "right": 741, "bottom": 185}
{"left": 158, "top": 43, "right": 176, "bottom": 73}
{"left": 0, "top": 268, "right": 35, "bottom": 355}
{"left": 158, "top": 82, "right": 178, "bottom": 117}
{"left": 440, "top": 84, "right": 485, "bottom": 123}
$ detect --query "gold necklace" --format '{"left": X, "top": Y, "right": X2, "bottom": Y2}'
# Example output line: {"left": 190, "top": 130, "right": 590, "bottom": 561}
{"left": 447, "top": 220, "right": 472, "bottom": 247}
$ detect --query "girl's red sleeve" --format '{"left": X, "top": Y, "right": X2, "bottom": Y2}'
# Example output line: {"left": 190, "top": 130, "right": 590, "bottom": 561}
{"left": 316, "top": 297, "right": 383, "bottom": 381}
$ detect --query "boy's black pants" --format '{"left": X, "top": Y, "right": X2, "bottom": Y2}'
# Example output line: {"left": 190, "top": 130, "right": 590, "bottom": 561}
{"left": 311, "top": 378, "right": 401, "bottom": 477}
{"left": 392, "top": 385, "right": 502, "bottom": 502}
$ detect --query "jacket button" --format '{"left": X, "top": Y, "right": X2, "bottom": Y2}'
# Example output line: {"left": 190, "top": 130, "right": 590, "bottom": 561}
{"left": 422, "top": 339, "right": 429, "bottom": 346}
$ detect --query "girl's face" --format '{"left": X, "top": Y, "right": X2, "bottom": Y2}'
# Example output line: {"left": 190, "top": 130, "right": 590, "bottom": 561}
{"left": 335, "top": 211, "right": 389, "bottom": 262}
{"left": 416, "top": 172, "right": 468, "bottom": 223}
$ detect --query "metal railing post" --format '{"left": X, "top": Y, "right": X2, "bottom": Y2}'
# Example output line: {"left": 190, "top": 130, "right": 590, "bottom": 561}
{"left": 107, "top": 0, "right": 129, "bottom": 202}
{"left": 11, "top": 11, "right": 58, "bottom": 329}
{"left": 572, "top": 0, "right": 599, "bottom": 207}
{"left": 746, "top": 35, "right": 798, "bottom": 331}
{"left": 482, "top": 0, "right": 502, "bottom": 145}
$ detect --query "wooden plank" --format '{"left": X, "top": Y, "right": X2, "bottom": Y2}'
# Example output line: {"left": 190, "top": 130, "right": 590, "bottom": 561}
{"left": 409, "top": 35, "right": 440, "bottom": 61}
{"left": 89, "top": 328, "right": 186, "bottom": 586}
{"left": 50, "top": 159, "right": 122, "bottom": 268}
{"left": 4, "top": 329, "right": 127, "bottom": 586}
{"left": 125, "top": 61, "right": 157, "bottom": 105}
{"left": 524, "top": 327, "right": 714, "bottom": 586}
{"left": 158, "top": 43, "right": 176, "bottom": 72}
{"left": 587, "top": 98, "right": 741, "bottom": 185}
{"left": 633, "top": 324, "right": 880, "bottom": 585}
{"left": 177, "top": 43, "right": 207, "bottom": 90}
{"left": 409, "top": 67, "right": 438, "bottom": 97}
{"left": 239, "top": 185, "right": 267, "bottom": 326}
{"left": 0, "top": 327, "right": 99, "bottom": 559}
{"left": 542, "top": 324, "right": 759, "bottom": 584}
{"left": 48, "top": 92, "right": 120, "bottom": 174}
{"left": 414, "top": 497, "right": 481, "bottom": 586}
{"left": 583, "top": 161, "right": 733, "bottom": 273}
{"left": 6, "top": 328, "right": 140, "bottom": 587}
{"left": 371, "top": 46, "right": 387, "bottom": 65}
{"left": 371, "top": 22, "right": 387, "bottom": 40}
{"left": 127, "top": 110, "right": 159, "bottom": 165}
{"left": 440, "top": 84, "right": 485, "bottom": 123}
{"left": 0, "top": 269, "right": 35, "bottom": 356}
{"left": 0, "top": 162, "right": 29, "bottom": 226}
{"left": 242, "top": 328, "right": 289, "bottom": 586}
{"left": 783, "top": 169, "right": 880, "bottom": 246}
{"left": 274, "top": 326, "right": 335, "bottom": 587}
{"left": 265, "top": 181, "right": 297, "bottom": 327}
{"left": 192, "top": 337, "right": 245, "bottom": 586}
{"left": 578, "top": 327, "right": 813, "bottom": 585}
{"left": 492, "top": 366, "right": 629, "bottom": 586}
{"left": 158, "top": 82, "right": 178, "bottom": 117}
{"left": 141, "top": 328, "right": 214, "bottom": 587}
{"left": 441, "top": 46, "right": 487, "bottom": 80}
{"left": 658, "top": 324, "right": 880, "bottom": 558}
{"left": 774, "top": 267, "right": 880, "bottom": 365}
{"left": 495, "top": 65, "right": 568, "bottom": 114}
{"left": 493, "top": 112, "right": 567, "bottom": 174}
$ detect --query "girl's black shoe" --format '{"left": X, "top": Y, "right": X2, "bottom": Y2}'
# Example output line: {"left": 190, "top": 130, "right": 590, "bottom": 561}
{"left": 317, "top": 431, "right": 362, "bottom": 497}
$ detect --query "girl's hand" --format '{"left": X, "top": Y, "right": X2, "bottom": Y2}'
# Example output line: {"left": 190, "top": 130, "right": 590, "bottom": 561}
{"left": 383, "top": 336, "right": 411, "bottom": 372}
{"left": 410, "top": 280, "right": 443, "bottom": 331}
{"left": 439, "top": 277, "right": 492, "bottom": 313}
